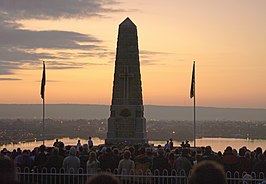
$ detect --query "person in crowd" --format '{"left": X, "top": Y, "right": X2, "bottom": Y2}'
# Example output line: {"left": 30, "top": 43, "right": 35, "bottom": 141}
{"left": 194, "top": 152, "right": 202, "bottom": 165}
{"left": 63, "top": 147, "right": 80, "bottom": 173}
{"left": 135, "top": 147, "right": 152, "bottom": 173}
{"left": 0, "top": 157, "right": 19, "bottom": 184}
{"left": 180, "top": 141, "right": 185, "bottom": 148}
{"left": 222, "top": 146, "right": 239, "bottom": 173}
{"left": 146, "top": 147, "right": 153, "bottom": 166}
{"left": 118, "top": 150, "right": 135, "bottom": 183}
{"left": 112, "top": 148, "right": 121, "bottom": 169}
{"left": 87, "top": 151, "right": 100, "bottom": 175}
{"left": 34, "top": 145, "right": 47, "bottom": 169}
{"left": 45, "top": 147, "right": 64, "bottom": 171}
{"left": 238, "top": 147, "right": 251, "bottom": 174}
{"left": 88, "top": 137, "right": 93, "bottom": 149}
{"left": 164, "top": 140, "right": 170, "bottom": 150}
{"left": 86, "top": 173, "right": 120, "bottom": 184}
{"left": 58, "top": 142, "right": 65, "bottom": 158}
{"left": 188, "top": 160, "right": 226, "bottom": 184}
{"left": 77, "top": 139, "right": 82, "bottom": 150}
{"left": 255, "top": 147, "right": 263, "bottom": 160}
{"left": 53, "top": 139, "right": 59, "bottom": 148}
{"left": 253, "top": 153, "right": 266, "bottom": 176}
{"left": 128, "top": 146, "right": 136, "bottom": 161}
{"left": 118, "top": 150, "right": 135, "bottom": 175}
{"left": 168, "top": 152, "right": 176, "bottom": 171}
{"left": 201, "top": 146, "right": 219, "bottom": 162}
{"left": 217, "top": 151, "right": 223, "bottom": 160}
{"left": 169, "top": 138, "right": 174, "bottom": 150}
{"left": 98, "top": 147, "right": 115, "bottom": 171}
{"left": 174, "top": 148, "right": 192, "bottom": 176}
{"left": 185, "top": 140, "right": 190, "bottom": 148}
{"left": 15, "top": 149, "right": 33, "bottom": 170}
{"left": 152, "top": 148, "right": 169, "bottom": 173}
{"left": 79, "top": 144, "right": 90, "bottom": 171}
{"left": 11, "top": 149, "right": 18, "bottom": 160}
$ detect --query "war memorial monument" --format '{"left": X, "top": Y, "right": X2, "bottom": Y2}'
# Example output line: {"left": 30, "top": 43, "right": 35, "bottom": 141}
{"left": 106, "top": 18, "right": 147, "bottom": 144}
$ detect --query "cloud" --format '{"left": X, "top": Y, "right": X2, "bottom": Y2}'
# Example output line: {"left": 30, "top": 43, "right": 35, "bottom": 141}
{"left": 140, "top": 50, "right": 170, "bottom": 65}
{"left": 0, "top": 0, "right": 121, "bottom": 20}
{"left": 0, "top": 17, "right": 112, "bottom": 75}
{"left": 0, "top": 0, "right": 125, "bottom": 77}
{"left": 0, "top": 27, "right": 105, "bottom": 74}
{"left": 0, "top": 77, "right": 21, "bottom": 81}
{"left": 104, "top": 50, "right": 170, "bottom": 65}
{"left": 0, "top": 28, "right": 101, "bottom": 50}
{"left": 140, "top": 50, "right": 172, "bottom": 55}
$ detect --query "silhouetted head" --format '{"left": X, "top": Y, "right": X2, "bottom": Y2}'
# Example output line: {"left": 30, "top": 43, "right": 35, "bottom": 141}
{"left": 138, "top": 147, "right": 145, "bottom": 155}
{"left": 22, "top": 150, "right": 29, "bottom": 156}
{"left": 123, "top": 150, "right": 131, "bottom": 159}
{"left": 129, "top": 146, "right": 135, "bottom": 155}
{"left": 89, "top": 151, "right": 97, "bottom": 161}
{"left": 181, "top": 148, "right": 190, "bottom": 157}
{"left": 83, "top": 144, "right": 89, "bottom": 152}
{"left": 69, "top": 147, "right": 76, "bottom": 156}
{"left": 189, "top": 161, "right": 226, "bottom": 184}
{"left": 205, "top": 146, "right": 212, "bottom": 155}
{"left": 224, "top": 146, "right": 232, "bottom": 154}
{"left": 158, "top": 148, "right": 164, "bottom": 156}
{"left": 39, "top": 145, "right": 46, "bottom": 152}
{"left": 113, "top": 148, "right": 119, "bottom": 156}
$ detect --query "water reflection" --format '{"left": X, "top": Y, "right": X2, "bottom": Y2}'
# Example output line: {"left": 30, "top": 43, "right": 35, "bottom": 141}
{"left": 1, "top": 137, "right": 266, "bottom": 152}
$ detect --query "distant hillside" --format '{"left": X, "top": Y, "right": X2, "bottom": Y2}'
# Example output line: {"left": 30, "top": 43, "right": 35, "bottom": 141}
{"left": 0, "top": 104, "right": 266, "bottom": 121}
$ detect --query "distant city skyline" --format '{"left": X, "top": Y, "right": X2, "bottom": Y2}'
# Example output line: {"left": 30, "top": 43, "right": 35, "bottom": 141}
{"left": 0, "top": 0, "right": 266, "bottom": 108}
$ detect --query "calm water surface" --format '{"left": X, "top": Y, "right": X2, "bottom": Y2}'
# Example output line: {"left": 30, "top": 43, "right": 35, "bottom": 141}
{"left": 1, "top": 137, "right": 266, "bottom": 152}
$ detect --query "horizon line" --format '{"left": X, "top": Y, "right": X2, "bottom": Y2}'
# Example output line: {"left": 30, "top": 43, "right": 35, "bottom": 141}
{"left": 0, "top": 103, "right": 265, "bottom": 110}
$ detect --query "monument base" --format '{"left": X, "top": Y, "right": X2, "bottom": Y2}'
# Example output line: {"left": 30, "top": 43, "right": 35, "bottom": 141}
{"left": 105, "top": 138, "right": 148, "bottom": 145}
{"left": 106, "top": 111, "right": 147, "bottom": 145}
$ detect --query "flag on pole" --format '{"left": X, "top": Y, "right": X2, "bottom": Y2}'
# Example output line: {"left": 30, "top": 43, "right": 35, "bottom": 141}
{"left": 190, "top": 61, "right": 195, "bottom": 98}
{"left": 40, "top": 61, "right": 46, "bottom": 99}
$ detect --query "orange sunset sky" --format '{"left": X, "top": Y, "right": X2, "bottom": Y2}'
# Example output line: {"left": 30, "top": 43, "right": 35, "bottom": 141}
{"left": 0, "top": 0, "right": 266, "bottom": 108}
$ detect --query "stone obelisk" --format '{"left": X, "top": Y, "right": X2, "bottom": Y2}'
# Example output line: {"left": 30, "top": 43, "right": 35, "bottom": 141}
{"left": 106, "top": 17, "right": 147, "bottom": 144}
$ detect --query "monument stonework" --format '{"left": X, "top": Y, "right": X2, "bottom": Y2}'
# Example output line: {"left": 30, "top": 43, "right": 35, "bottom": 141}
{"left": 106, "top": 17, "right": 147, "bottom": 144}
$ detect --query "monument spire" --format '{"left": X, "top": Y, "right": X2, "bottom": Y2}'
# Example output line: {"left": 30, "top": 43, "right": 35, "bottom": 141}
{"left": 119, "top": 17, "right": 136, "bottom": 27}
{"left": 106, "top": 18, "right": 147, "bottom": 144}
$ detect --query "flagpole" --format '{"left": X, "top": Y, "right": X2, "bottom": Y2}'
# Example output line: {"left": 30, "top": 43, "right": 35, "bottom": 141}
{"left": 43, "top": 96, "right": 45, "bottom": 145}
{"left": 194, "top": 70, "right": 196, "bottom": 148}
{"left": 41, "top": 61, "right": 46, "bottom": 146}
{"left": 190, "top": 61, "right": 196, "bottom": 148}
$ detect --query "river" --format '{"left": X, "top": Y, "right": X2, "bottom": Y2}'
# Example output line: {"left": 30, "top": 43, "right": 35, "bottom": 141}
{"left": 1, "top": 137, "right": 266, "bottom": 152}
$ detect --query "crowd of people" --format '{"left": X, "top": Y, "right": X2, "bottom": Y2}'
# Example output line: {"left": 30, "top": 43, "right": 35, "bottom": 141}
{"left": 1, "top": 138, "right": 266, "bottom": 183}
